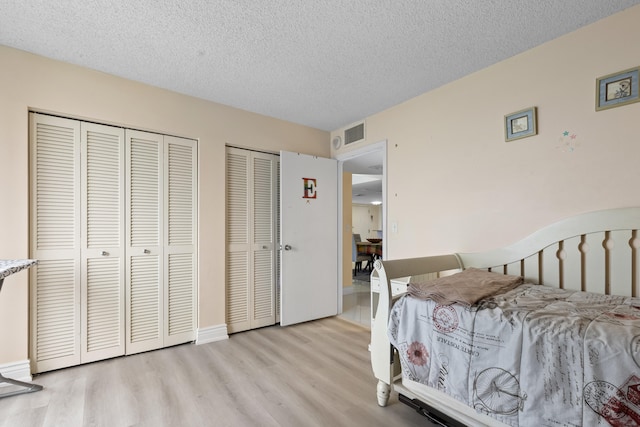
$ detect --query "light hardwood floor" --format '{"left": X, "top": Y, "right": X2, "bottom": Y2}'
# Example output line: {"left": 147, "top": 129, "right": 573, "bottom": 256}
{"left": 0, "top": 317, "right": 435, "bottom": 427}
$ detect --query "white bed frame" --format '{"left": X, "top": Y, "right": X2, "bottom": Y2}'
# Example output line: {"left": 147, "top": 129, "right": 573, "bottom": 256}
{"left": 371, "top": 207, "right": 640, "bottom": 426}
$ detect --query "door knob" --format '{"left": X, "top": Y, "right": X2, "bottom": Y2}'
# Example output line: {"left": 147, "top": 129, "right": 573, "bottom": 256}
{"left": 283, "top": 244, "right": 292, "bottom": 251}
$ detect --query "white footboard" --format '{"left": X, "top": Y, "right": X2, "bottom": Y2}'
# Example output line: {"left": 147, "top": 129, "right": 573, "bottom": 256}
{"left": 370, "top": 255, "right": 461, "bottom": 406}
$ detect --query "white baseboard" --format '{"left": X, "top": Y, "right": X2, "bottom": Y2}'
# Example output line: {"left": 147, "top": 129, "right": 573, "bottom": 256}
{"left": 0, "top": 359, "right": 32, "bottom": 384}
{"left": 196, "top": 323, "right": 229, "bottom": 345}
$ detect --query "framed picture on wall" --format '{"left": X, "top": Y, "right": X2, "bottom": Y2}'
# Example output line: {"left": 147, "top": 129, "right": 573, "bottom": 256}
{"left": 504, "top": 107, "right": 537, "bottom": 142}
{"left": 596, "top": 66, "right": 640, "bottom": 111}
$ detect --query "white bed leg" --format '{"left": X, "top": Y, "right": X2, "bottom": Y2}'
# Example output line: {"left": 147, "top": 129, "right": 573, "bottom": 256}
{"left": 377, "top": 380, "right": 391, "bottom": 407}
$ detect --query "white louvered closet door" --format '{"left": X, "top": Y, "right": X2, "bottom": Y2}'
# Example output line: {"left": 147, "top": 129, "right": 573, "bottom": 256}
{"left": 29, "top": 113, "right": 81, "bottom": 373}
{"left": 125, "top": 130, "right": 164, "bottom": 355}
{"left": 164, "top": 136, "right": 197, "bottom": 346}
{"left": 251, "top": 152, "right": 277, "bottom": 329}
{"left": 125, "top": 132, "right": 197, "bottom": 352}
{"left": 226, "top": 148, "right": 251, "bottom": 332}
{"left": 225, "top": 147, "right": 278, "bottom": 333}
{"left": 80, "top": 122, "right": 126, "bottom": 363}
{"left": 30, "top": 114, "right": 197, "bottom": 371}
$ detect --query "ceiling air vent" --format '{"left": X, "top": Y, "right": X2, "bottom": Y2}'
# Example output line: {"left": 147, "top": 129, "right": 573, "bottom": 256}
{"left": 344, "top": 122, "right": 365, "bottom": 145}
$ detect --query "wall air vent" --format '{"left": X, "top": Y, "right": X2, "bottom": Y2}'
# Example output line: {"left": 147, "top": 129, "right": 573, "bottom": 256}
{"left": 344, "top": 122, "right": 365, "bottom": 146}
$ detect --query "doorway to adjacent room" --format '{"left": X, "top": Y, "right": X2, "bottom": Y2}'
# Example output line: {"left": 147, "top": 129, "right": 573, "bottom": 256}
{"left": 336, "top": 140, "right": 387, "bottom": 328}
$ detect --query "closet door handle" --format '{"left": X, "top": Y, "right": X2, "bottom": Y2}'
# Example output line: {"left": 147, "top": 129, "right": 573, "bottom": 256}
{"left": 101, "top": 251, "right": 109, "bottom": 256}
{"left": 144, "top": 249, "right": 151, "bottom": 254}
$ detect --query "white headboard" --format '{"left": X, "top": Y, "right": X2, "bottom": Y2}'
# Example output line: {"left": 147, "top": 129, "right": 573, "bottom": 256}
{"left": 457, "top": 207, "right": 640, "bottom": 296}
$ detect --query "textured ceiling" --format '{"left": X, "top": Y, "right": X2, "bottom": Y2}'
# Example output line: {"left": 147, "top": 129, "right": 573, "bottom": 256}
{"left": 1, "top": 1, "right": 639, "bottom": 131}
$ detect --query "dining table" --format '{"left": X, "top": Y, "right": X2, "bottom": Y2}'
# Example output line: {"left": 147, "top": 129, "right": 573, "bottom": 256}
{"left": 356, "top": 241, "right": 382, "bottom": 271}
{"left": 356, "top": 241, "right": 382, "bottom": 257}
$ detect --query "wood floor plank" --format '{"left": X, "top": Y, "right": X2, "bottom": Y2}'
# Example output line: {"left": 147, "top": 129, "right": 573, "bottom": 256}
{"left": 0, "top": 317, "right": 435, "bottom": 426}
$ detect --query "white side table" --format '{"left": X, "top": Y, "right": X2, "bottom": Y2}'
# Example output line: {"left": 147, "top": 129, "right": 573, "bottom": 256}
{"left": 0, "top": 259, "right": 42, "bottom": 398}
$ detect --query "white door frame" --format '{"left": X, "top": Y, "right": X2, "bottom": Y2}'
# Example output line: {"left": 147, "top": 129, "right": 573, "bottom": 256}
{"left": 335, "top": 139, "right": 387, "bottom": 313}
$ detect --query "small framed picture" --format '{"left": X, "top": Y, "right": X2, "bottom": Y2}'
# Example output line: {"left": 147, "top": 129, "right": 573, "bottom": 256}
{"left": 505, "top": 107, "right": 537, "bottom": 142}
{"left": 596, "top": 66, "right": 640, "bottom": 111}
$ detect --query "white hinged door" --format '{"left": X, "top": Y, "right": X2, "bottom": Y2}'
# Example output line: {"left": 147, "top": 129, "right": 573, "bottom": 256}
{"left": 280, "top": 151, "right": 338, "bottom": 326}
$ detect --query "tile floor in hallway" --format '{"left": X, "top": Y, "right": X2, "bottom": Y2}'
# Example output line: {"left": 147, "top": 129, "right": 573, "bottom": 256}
{"left": 339, "top": 278, "right": 371, "bottom": 328}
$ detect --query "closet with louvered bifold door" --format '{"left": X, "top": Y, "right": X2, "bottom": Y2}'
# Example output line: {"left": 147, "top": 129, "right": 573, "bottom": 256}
{"left": 226, "top": 147, "right": 280, "bottom": 333}
{"left": 29, "top": 113, "right": 197, "bottom": 373}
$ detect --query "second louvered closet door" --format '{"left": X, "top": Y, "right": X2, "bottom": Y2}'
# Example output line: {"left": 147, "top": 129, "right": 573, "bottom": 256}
{"left": 125, "top": 131, "right": 197, "bottom": 354}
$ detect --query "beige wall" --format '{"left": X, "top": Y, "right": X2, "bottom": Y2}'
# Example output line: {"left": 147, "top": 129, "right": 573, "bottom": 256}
{"left": 0, "top": 45, "right": 329, "bottom": 365}
{"left": 333, "top": 5, "right": 640, "bottom": 260}
{"left": 352, "top": 204, "right": 382, "bottom": 239}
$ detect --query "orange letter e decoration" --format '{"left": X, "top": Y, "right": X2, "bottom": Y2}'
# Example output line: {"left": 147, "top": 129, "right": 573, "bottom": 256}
{"left": 302, "top": 178, "right": 317, "bottom": 199}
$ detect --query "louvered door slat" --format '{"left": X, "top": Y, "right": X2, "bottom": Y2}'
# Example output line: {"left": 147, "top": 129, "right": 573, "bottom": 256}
{"left": 168, "top": 253, "right": 194, "bottom": 336}
{"left": 86, "top": 258, "right": 122, "bottom": 353}
{"left": 227, "top": 151, "right": 249, "bottom": 245}
{"left": 33, "top": 259, "right": 78, "bottom": 367}
{"left": 34, "top": 121, "right": 77, "bottom": 250}
{"left": 253, "top": 157, "right": 273, "bottom": 243}
{"left": 254, "top": 251, "right": 274, "bottom": 320}
{"left": 168, "top": 144, "right": 194, "bottom": 246}
{"left": 130, "top": 137, "right": 160, "bottom": 247}
{"left": 226, "top": 252, "right": 250, "bottom": 332}
{"left": 129, "top": 255, "right": 161, "bottom": 343}
{"left": 86, "top": 129, "right": 122, "bottom": 248}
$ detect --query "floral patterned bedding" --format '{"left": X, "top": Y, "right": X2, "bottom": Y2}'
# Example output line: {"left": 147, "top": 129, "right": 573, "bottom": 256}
{"left": 388, "top": 283, "right": 640, "bottom": 426}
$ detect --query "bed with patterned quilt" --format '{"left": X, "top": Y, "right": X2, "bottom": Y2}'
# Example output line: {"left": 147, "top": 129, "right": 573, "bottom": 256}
{"left": 370, "top": 207, "right": 640, "bottom": 427}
